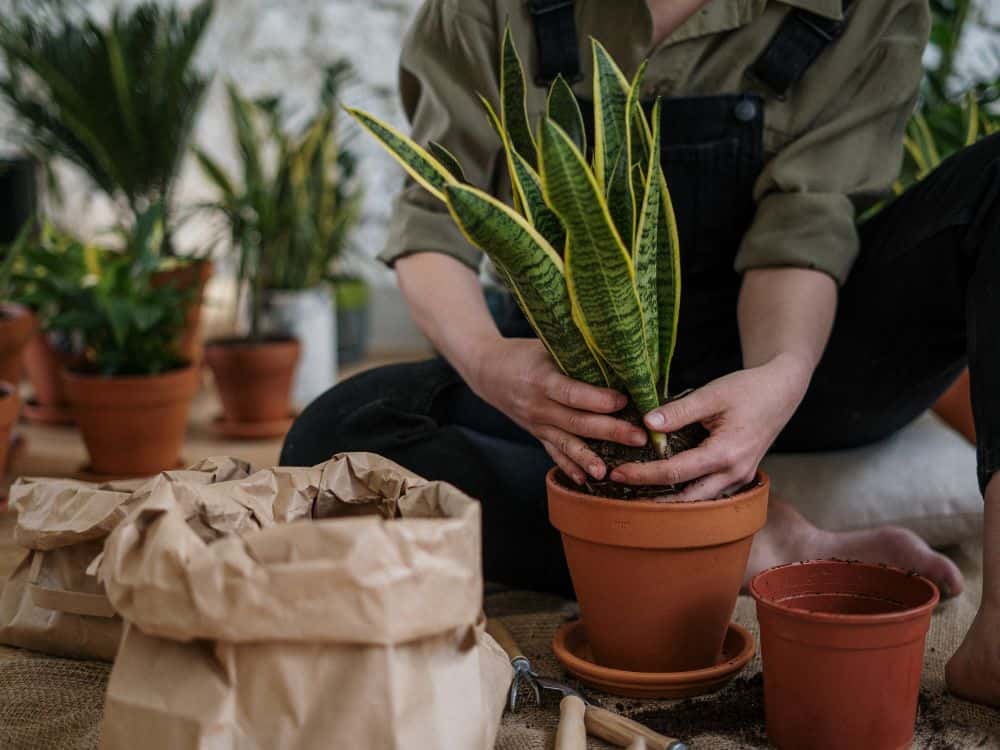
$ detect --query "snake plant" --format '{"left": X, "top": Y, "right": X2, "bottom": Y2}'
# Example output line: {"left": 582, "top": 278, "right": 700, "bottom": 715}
{"left": 348, "top": 30, "right": 681, "bottom": 455}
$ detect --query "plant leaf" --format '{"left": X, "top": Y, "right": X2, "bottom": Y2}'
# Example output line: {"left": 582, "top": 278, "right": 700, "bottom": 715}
{"left": 443, "top": 182, "right": 606, "bottom": 386}
{"left": 546, "top": 74, "right": 586, "bottom": 156}
{"left": 427, "top": 141, "right": 467, "bottom": 182}
{"left": 634, "top": 99, "right": 661, "bottom": 381}
{"left": 591, "top": 39, "right": 630, "bottom": 192}
{"left": 345, "top": 106, "right": 455, "bottom": 202}
{"left": 539, "top": 117, "right": 659, "bottom": 415}
{"left": 500, "top": 24, "right": 536, "bottom": 166}
{"left": 654, "top": 112, "right": 682, "bottom": 398}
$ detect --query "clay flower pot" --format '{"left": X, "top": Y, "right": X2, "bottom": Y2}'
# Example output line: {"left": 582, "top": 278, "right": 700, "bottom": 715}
{"left": 62, "top": 365, "right": 200, "bottom": 478}
{"left": 152, "top": 258, "right": 213, "bottom": 364}
{"left": 0, "top": 382, "right": 20, "bottom": 476}
{"left": 0, "top": 303, "right": 37, "bottom": 386}
{"left": 547, "top": 468, "right": 769, "bottom": 673}
{"left": 204, "top": 337, "right": 300, "bottom": 438}
{"left": 23, "top": 331, "right": 79, "bottom": 425}
{"left": 751, "top": 560, "right": 939, "bottom": 750}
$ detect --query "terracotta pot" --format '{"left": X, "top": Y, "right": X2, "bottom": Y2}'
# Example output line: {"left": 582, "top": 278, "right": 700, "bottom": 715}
{"left": 0, "top": 303, "right": 37, "bottom": 385}
{"left": 751, "top": 560, "right": 939, "bottom": 750}
{"left": 933, "top": 368, "right": 974, "bottom": 443}
{"left": 0, "top": 382, "right": 20, "bottom": 476}
{"left": 62, "top": 365, "right": 200, "bottom": 477}
{"left": 24, "top": 331, "right": 80, "bottom": 414}
{"left": 152, "top": 259, "right": 213, "bottom": 364}
{"left": 547, "top": 469, "right": 769, "bottom": 673}
{"left": 204, "top": 337, "right": 300, "bottom": 423}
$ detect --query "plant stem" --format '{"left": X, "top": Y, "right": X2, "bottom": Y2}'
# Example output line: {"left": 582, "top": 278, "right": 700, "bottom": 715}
{"left": 649, "top": 429, "right": 668, "bottom": 458}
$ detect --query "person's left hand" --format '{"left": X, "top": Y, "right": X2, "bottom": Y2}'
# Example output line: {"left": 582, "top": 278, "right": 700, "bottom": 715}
{"left": 609, "top": 353, "right": 812, "bottom": 501}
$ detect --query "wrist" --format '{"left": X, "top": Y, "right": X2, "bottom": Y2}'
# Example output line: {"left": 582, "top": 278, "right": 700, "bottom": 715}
{"left": 764, "top": 351, "right": 815, "bottom": 397}
{"left": 456, "top": 333, "right": 506, "bottom": 388}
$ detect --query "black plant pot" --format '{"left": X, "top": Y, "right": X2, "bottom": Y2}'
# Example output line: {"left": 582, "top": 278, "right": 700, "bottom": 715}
{"left": 0, "top": 157, "right": 38, "bottom": 243}
{"left": 334, "top": 277, "right": 370, "bottom": 366}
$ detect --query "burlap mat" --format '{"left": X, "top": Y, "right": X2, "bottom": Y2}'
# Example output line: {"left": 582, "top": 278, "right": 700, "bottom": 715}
{"left": 0, "top": 541, "right": 996, "bottom": 749}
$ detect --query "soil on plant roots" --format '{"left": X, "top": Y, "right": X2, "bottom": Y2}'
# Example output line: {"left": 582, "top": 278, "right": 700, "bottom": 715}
{"left": 573, "top": 403, "right": 710, "bottom": 500}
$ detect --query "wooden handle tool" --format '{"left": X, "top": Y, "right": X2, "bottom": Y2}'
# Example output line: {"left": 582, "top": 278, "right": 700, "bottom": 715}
{"left": 485, "top": 617, "right": 524, "bottom": 661}
{"left": 626, "top": 738, "right": 648, "bottom": 750}
{"left": 584, "top": 705, "right": 686, "bottom": 750}
{"left": 555, "top": 695, "right": 588, "bottom": 750}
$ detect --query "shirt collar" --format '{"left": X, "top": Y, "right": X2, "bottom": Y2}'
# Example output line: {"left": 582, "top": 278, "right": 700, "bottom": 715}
{"left": 775, "top": 0, "right": 845, "bottom": 20}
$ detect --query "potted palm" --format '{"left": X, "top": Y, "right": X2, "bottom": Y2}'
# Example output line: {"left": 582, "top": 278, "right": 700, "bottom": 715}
{"left": 0, "top": 0, "right": 215, "bottom": 362}
{"left": 350, "top": 31, "right": 769, "bottom": 680}
{"left": 54, "top": 205, "right": 197, "bottom": 479}
{"left": 197, "top": 63, "right": 361, "bottom": 432}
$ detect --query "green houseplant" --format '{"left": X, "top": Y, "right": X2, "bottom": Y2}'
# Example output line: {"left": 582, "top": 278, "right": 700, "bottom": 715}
{"left": 53, "top": 205, "right": 199, "bottom": 478}
{"left": 0, "top": 0, "right": 216, "bottom": 363}
{"left": 350, "top": 31, "right": 769, "bottom": 681}
{"left": 197, "top": 64, "right": 361, "bottom": 432}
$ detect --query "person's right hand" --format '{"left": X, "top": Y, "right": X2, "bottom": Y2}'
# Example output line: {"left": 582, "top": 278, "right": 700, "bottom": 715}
{"left": 466, "top": 338, "right": 647, "bottom": 484}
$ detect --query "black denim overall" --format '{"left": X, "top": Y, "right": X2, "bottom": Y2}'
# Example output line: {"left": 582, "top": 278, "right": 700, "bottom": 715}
{"left": 283, "top": 5, "right": 1000, "bottom": 596}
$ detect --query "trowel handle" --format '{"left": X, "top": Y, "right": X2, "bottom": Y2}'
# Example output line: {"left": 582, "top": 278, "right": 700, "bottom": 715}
{"left": 626, "top": 739, "right": 648, "bottom": 750}
{"left": 555, "top": 695, "right": 588, "bottom": 750}
{"left": 486, "top": 618, "right": 525, "bottom": 662}
{"left": 584, "top": 706, "right": 686, "bottom": 750}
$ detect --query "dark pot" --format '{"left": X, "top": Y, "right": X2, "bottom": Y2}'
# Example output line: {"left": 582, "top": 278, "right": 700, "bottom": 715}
{"left": 334, "top": 277, "right": 370, "bottom": 366}
{"left": 0, "top": 157, "right": 37, "bottom": 244}
{"left": 751, "top": 560, "right": 939, "bottom": 750}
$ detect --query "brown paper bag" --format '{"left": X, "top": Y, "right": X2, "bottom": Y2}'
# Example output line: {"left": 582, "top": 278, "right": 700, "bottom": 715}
{"left": 98, "top": 453, "right": 513, "bottom": 750}
{"left": 0, "top": 457, "right": 254, "bottom": 661}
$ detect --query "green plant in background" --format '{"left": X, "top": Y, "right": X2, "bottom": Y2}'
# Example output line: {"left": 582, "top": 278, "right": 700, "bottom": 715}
{"left": 0, "top": 1, "right": 214, "bottom": 252}
{"left": 43, "top": 205, "right": 191, "bottom": 376}
{"left": 349, "top": 30, "right": 681, "bottom": 456}
{"left": 196, "top": 62, "right": 363, "bottom": 340}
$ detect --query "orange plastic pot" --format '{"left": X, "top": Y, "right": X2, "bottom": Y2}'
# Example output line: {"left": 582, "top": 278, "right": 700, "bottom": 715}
{"left": 152, "top": 259, "right": 213, "bottom": 364}
{"left": 547, "top": 469, "right": 769, "bottom": 673}
{"left": 0, "top": 382, "right": 19, "bottom": 476}
{"left": 0, "top": 303, "right": 37, "bottom": 385}
{"left": 205, "top": 337, "right": 300, "bottom": 424}
{"left": 751, "top": 560, "right": 939, "bottom": 750}
{"left": 62, "top": 365, "right": 200, "bottom": 477}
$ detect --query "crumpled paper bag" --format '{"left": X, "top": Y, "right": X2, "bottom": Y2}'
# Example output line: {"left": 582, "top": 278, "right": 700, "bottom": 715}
{"left": 0, "top": 457, "right": 253, "bottom": 661}
{"left": 98, "top": 452, "right": 513, "bottom": 750}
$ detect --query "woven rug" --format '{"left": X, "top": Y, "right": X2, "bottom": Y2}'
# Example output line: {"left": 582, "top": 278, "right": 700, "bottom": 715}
{"left": 0, "top": 541, "right": 996, "bottom": 749}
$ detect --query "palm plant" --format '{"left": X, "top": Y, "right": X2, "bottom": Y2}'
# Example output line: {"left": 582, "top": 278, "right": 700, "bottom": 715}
{"left": 196, "top": 63, "right": 363, "bottom": 340}
{"left": 349, "top": 30, "right": 682, "bottom": 458}
{"left": 0, "top": 1, "right": 213, "bottom": 252}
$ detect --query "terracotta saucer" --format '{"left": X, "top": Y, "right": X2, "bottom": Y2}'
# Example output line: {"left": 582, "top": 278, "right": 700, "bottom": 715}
{"left": 552, "top": 620, "right": 755, "bottom": 699}
{"left": 22, "top": 399, "right": 75, "bottom": 426}
{"left": 76, "top": 461, "right": 186, "bottom": 484}
{"left": 209, "top": 414, "right": 294, "bottom": 440}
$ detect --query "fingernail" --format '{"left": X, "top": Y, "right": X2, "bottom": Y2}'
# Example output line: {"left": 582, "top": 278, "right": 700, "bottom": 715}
{"left": 589, "top": 463, "right": 605, "bottom": 479}
{"left": 646, "top": 412, "right": 664, "bottom": 428}
{"left": 610, "top": 469, "right": 624, "bottom": 482}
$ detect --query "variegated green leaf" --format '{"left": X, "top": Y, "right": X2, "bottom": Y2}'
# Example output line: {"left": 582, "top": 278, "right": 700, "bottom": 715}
{"left": 500, "top": 25, "right": 537, "bottom": 167}
{"left": 634, "top": 102, "right": 661, "bottom": 380}
{"left": 539, "top": 117, "right": 660, "bottom": 417}
{"left": 427, "top": 141, "right": 467, "bottom": 183}
{"left": 345, "top": 106, "right": 455, "bottom": 201}
{"left": 443, "top": 182, "right": 606, "bottom": 385}
{"left": 547, "top": 74, "right": 586, "bottom": 156}
{"left": 592, "top": 40, "right": 630, "bottom": 191}
{"left": 654, "top": 103, "right": 682, "bottom": 397}
{"left": 626, "top": 61, "right": 651, "bottom": 212}
{"left": 605, "top": 145, "right": 635, "bottom": 248}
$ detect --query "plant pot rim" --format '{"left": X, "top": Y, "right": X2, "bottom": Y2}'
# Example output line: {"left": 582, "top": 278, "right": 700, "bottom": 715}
{"left": 545, "top": 466, "right": 768, "bottom": 510}
{"left": 206, "top": 335, "right": 299, "bottom": 350}
{"left": 0, "top": 381, "right": 15, "bottom": 398}
{"left": 750, "top": 559, "right": 940, "bottom": 626}
{"left": 62, "top": 363, "right": 197, "bottom": 385}
{"left": 0, "top": 301, "right": 32, "bottom": 319}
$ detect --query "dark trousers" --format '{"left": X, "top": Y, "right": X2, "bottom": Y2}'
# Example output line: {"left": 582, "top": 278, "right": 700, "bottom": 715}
{"left": 281, "top": 134, "right": 1000, "bottom": 596}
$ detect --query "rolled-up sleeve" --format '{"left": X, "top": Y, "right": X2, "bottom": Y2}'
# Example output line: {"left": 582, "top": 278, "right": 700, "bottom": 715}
{"left": 379, "top": 0, "right": 502, "bottom": 271}
{"left": 735, "top": 1, "right": 930, "bottom": 285}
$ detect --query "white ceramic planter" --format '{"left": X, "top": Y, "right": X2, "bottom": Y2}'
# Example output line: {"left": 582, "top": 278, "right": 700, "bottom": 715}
{"left": 258, "top": 285, "right": 337, "bottom": 408}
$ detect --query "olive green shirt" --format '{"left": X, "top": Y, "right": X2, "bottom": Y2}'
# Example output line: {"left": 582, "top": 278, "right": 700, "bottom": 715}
{"left": 381, "top": 0, "right": 930, "bottom": 285}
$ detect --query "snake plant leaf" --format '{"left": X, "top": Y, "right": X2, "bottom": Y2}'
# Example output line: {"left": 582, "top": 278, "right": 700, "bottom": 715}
{"left": 652, "top": 103, "right": 683, "bottom": 398}
{"left": 626, "top": 61, "right": 651, "bottom": 204}
{"left": 500, "top": 24, "right": 537, "bottom": 167}
{"left": 634, "top": 105, "right": 661, "bottom": 379}
{"left": 427, "top": 141, "right": 468, "bottom": 183}
{"left": 547, "top": 74, "right": 587, "bottom": 156}
{"left": 443, "top": 182, "right": 606, "bottom": 385}
{"left": 345, "top": 107, "right": 456, "bottom": 202}
{"left": 539, "top": 117, "right": 660, "bottom": 417}
{"left": 592, "top": 39, "right": 630, "bottom": 191}
{"left": 480, "top": 94, "right": 566, "bottom": 251}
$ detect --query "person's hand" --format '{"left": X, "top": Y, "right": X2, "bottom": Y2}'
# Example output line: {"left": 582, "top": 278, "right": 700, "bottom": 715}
{"left": 610, "top": 353, "right": 812, "bottom": 500}
{"left": 467, "top": 338, "right": 647, "bottom": 485}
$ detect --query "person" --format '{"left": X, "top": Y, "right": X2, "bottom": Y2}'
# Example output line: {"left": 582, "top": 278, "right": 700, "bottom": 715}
{"left": 282, "top": 0, "right": 1000, "bottom": 706}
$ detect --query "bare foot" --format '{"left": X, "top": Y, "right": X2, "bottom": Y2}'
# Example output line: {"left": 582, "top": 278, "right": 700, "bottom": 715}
{"left": 946, "top": 602, "right": 1000, "bottom": 707}
{"left": 743, "top": 497, "right": 965, "bottom": 598}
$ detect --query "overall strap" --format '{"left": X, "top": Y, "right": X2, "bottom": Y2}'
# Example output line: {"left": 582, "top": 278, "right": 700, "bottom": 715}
{"left": 527, "top": 0, "right": 582, "bottom": 86}
{"left": 747, "top": 0, "right": 856, "bottom": 99}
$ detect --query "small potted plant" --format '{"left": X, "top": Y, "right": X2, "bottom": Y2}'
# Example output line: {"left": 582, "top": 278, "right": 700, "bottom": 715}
{"left": 0, "top": 0, "right": 216, "bottom": 362}
{"left": 197, "top": 63, "right": 361, "bottom": 431}
{"left": 331, "top": 273, "right": 370, "bottom": 367}
{"left": 350, "top": 31, "right": 769, "bottom": 677}
{"left": 55, "top": 206, "right": 198, "bottom": 479}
